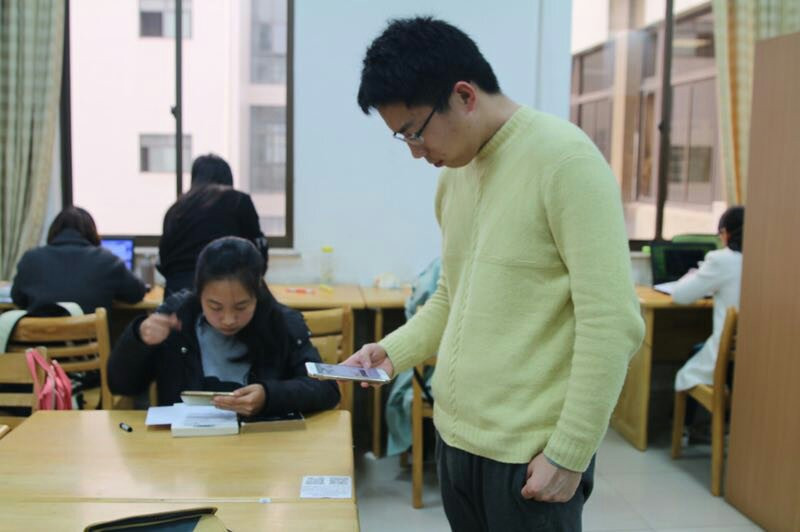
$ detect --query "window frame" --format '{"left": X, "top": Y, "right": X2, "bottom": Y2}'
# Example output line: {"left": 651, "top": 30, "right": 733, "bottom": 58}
{"left": 60, "top": 0, "right": 294, "bottom": 248}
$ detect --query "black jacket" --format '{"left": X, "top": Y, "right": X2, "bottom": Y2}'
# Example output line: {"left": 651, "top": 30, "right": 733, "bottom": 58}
{"left": 107, "top": 291, "right": 340, "bottom": 416}
{"left": 11, "top": 229, "right": 146, "bottom": 313}
{"left": 158, "top": 186, "right": 265, "bottom": 295}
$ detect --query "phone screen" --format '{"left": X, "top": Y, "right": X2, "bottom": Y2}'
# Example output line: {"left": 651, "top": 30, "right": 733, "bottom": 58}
{"left": 311, "top": 363, "right": 386, "bottom": 380}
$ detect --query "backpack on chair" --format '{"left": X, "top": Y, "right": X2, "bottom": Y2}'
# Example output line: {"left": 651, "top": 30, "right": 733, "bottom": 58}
{"left": 25, "top": 348, "right": 72, "bottom": 411}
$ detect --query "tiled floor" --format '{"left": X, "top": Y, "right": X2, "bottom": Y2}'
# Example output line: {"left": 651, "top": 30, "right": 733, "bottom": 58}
{"left": 356, "top": 429, "right": 763, "bottom": 531}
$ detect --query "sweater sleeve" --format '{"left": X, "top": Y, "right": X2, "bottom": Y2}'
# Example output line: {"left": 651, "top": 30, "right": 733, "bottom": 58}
{"left": 541, "top": 155, "right": 645, "bottom": 472}
{"left": 112, "top": 260, "right": 148, "bottom": 303}
{"left": 107, "top": 316, "right": 159, "bottom": 396}
{"left": 256, "top": 309, "right": 341, "bottom": 415}
{"left": 10, "top": 253, "right": 31, "bottom": 308}
{"left": 671, "top": 251, "right": 724, "bottom": 304}
{"left": 378, "top": 175, "right": 451, "bottom": 375}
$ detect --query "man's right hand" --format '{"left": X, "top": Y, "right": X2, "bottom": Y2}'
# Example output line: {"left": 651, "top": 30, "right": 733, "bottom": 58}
{"left": 139, "top": 313, "right": 181, "bottom": 346}
{"left": 341, "top": 343, "right": 395, "bottom": 388}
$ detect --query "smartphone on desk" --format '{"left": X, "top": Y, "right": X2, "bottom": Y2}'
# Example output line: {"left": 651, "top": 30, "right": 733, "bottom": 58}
{"left": 305, "top": 362, "right": 390, "bottom": 384}
{"left": 180, "top": 390, "right": 235, "bottom": 406}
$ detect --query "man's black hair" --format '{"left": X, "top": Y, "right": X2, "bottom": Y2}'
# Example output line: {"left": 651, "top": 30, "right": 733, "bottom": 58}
{"left": 357, "top": 16, "right": 500, "bottom": 114}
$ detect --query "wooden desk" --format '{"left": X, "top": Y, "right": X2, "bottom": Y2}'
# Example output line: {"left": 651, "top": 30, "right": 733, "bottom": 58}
{"left": 0, "top": 410, "right": 353, "bottom": 502}
{"left": 360, "top": 287, "right": 411, "bottom": 457}
{"left": 271, "top": 284, "right": 365, "bottom": 310}
{"left": 611, "top": 286, "right": 713, "bottom": 450}
{"left": 0, "top": 285, "right": 164, "bottom": 312}
{"left": 0, "top": 501, "right": 359, "bottom": 532}
{"left": 113, "top": 285, "right": 163, "bottom": 311}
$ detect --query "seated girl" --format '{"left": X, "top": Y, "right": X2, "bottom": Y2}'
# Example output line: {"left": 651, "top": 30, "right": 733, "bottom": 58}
{"left": 108, "top": 236, "right": 340, "bottom": 417}
{"left": 11, "top": 206, "right": 146, "bottom": 314}
{"left": 673, "top": 206, "right": 744, "bottom": 392}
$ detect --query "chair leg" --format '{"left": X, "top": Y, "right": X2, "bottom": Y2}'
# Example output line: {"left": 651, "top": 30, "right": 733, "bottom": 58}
{"left": 412, "top": 389, "right": 424, "bottom": 508}
{"left": 710, "top": 406, "right": 725, "bottom": 496}
{"left": 671, "top": 391, "right": 687, "bottom": 459}
{"left": 400, "top": 451, "right": 409, "bottom": 468}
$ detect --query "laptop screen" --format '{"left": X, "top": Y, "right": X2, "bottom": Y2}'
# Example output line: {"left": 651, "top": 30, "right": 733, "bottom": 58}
{"left": 650, "top": 242, "right": 717, "bottom": 285}
{"left": 101, "top": 238, "right": 135, "bottom": 271}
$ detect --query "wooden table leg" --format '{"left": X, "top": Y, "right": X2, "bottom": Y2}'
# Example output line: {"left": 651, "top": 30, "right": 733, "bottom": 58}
{"left": 371, "top": 308, "right": 384, "bottom": 457}
{"left": 611, "top": 308, "right": 654, "bottom": 451}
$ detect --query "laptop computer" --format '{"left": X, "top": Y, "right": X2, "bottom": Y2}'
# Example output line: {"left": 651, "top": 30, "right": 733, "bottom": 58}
{"left": 101, "top": 238, "right": 135, "bottom": 271}
{"left": 650, "top": 241, "right": 717, "bottom": 295}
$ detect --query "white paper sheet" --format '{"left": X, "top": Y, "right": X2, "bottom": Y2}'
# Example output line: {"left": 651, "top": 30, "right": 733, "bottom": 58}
{"left": 300, "top": 476, "right": 352, "bottom": 499}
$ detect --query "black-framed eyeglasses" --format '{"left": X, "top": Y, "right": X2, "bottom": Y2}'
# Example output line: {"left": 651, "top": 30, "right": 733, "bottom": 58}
{"left": 393, "top": 106, "right": 437, "bottom": 146}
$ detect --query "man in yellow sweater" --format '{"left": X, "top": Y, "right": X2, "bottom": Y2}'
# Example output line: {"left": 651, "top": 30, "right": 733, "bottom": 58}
{"left": 348, "top": 17, "right": 644, "bottom": 531}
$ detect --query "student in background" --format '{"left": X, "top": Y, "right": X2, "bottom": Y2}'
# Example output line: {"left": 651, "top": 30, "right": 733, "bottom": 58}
{"left": 158, "top": 154, "right": 268, "bottom": 297}
{"left": 11, "top": 206, "right": 146, "bottom": 313}
{"left": 109, "top": 237, "right": 339, "bottom": 417}
{"left": 346, "top": 17, "right": 644, "bottom": 531}
{"left": 673, "top": 206, "right": 745, "bottom": 392}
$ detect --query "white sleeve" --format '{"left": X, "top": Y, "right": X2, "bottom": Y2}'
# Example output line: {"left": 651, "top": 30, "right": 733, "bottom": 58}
{"left": 671, "top": 252, "right": 725, "bottom": 304}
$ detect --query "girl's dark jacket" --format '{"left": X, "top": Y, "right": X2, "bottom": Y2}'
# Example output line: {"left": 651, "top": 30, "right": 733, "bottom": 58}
{"left": 108, "top": 290, "right": 340, "bottom": 416}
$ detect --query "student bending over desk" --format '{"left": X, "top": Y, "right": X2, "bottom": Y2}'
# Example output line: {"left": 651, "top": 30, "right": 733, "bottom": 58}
{"left": 673, "top": 206, "right": 744, "bottom": 394}
{"left": 11, "top": 206, "right": 146, "bottom": 313}
{"left": 108, "top": 237, "right": 340, "bottom": 417}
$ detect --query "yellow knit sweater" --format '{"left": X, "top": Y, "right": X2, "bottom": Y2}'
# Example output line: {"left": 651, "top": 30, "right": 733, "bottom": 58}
{"left": 380, "top": 106, "right": 644, "bottom": 471}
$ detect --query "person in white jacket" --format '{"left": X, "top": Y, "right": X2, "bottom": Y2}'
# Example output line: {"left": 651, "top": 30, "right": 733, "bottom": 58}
{"left": 673, "top": 206, "right": 744, "bottom": 393}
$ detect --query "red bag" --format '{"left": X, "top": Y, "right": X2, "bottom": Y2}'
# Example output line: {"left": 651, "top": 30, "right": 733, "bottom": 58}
{"left": 25, "top": 348, "right": 72, "bottom": 410}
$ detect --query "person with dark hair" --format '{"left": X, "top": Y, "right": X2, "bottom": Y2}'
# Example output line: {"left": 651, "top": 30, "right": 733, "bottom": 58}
{"left": 673, "top": 206, "right": 745, "bottom": 392}
{"left": 11, "top": 206, "right": 146, "bottom": 313}
{"left": 345, "top": 17, "right": 644, "bottom": 531}
{"left": 158, "top": 154, "right": 268, "bottom": 297}
{"left": 108, "top": 237, "right": 339, "bottom": 417}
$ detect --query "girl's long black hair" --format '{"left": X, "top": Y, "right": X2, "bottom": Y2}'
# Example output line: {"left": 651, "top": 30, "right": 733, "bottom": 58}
{"left": 195, "top": 237, "right": 288, "bottom": 369}
{"left": 718, "top": 206, "right": 744, "bottom": 252}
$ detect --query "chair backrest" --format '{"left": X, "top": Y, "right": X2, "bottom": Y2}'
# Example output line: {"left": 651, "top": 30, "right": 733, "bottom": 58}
{"left": 8, "top": 308, "right": 112, "bottom": 409}
{"left": 713, "top": 307, "right": 738, "bottom": 409}
{"left": 302, "top": 307, "right": 353, "bottom": 365}
{"left": 0, "top": 348, "right": 47, "bottom": 428}
{"left": 671, "top": 233, "right": 722, "bottom": 248}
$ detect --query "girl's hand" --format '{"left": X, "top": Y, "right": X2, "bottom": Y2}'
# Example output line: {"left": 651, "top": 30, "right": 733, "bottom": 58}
{"left": 212, "top": 384, "right": 266, "bottom": 417}
{"left": 139, "top": 313, "right": 181, "bottom": 346}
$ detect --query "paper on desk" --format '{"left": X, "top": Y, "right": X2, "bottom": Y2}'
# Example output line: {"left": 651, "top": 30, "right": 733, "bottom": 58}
{"left": 300, "top": 476, "right": 352, "bottom": 499}
{"left": 145, "top": 405, "right": 179, "bottom": 425}
{"left": 145, "top": 403, "right": 235, "bottom": 426}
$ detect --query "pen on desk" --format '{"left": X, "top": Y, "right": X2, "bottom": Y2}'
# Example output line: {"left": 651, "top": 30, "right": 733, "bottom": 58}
{"left": 119, "top": 422, "right": 133, "bottom": 433}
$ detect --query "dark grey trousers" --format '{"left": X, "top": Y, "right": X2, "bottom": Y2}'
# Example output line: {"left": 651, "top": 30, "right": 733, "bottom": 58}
{"left": 436, "top": 434, "right": 595, "bottom": 532}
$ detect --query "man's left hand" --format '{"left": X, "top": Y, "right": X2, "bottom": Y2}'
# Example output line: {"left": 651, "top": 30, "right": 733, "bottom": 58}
{"left": 520, "top": 452, "right": 581, "bottom": 502}
{"left": 212, "top": 384, "right": 266, "bottom": 417}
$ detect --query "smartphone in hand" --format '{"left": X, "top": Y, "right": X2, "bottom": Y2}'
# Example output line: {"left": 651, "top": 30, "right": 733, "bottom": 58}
{"left": 305, "top": 362, "right": 390, "bottom": 384}
{"left": 180, "top": 390, "right": 235, "bottom": 406}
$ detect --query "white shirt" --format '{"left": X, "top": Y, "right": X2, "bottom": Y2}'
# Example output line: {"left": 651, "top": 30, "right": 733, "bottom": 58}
{"left": 672, "top": 247, "right": 742, "bottom": 391}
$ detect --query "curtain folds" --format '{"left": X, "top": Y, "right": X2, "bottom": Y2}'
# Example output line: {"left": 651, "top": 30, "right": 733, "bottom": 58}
{"left": 0, "top": 1, "right": 64, "bottom": 278}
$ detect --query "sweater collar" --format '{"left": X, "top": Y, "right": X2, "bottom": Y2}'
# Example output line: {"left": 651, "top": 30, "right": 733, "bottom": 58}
{"left": 50, "top": 228, "right": 94, "bottom": 247}
{"left": 475, "top": 106, "right": 536, "bottom": 163}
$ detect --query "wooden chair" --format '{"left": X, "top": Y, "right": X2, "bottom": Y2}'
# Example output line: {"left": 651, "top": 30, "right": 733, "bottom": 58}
{"left": 8, "top": 308, "right": 112, "bottom": 409}
{"left": 0, "top": 348, "right": 47, "bottom": 430}
{"left": 302, "top": 307, "right": 354, "bottom": 412}
{"left": 411, "top": 356, "right": 437, "bottom": 508}
{"left": 671, "top": 307, "right": 738, "bottom": 496}
{"left": 0, "top": 424, "right": 9, "bottom": 440}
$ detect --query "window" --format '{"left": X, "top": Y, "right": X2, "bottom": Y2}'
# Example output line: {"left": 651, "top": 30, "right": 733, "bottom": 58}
{"left": 570, "top": 44, "right": 615, "bottom": 162}
{"left": 667, "top": 79, "right": 717, "bottom": 204}
{"left": 140, "top": 135, "right": 192, "bottom": 173}
{"left": 250, "top": 106, "right": 287, "bottom": 236}
{"left": 251, "top": 0, "right": 287, "bottom": 84}
{"left": 139, "top": 0, "right": 192, "bottom": 38}
{"left": 68, "top": 1, "right": 292, "bottom": 241}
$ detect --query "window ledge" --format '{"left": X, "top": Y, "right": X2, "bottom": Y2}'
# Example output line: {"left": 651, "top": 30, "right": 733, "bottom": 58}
{"left": 269, "top": 248, "right": 301, "bottom": 259}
